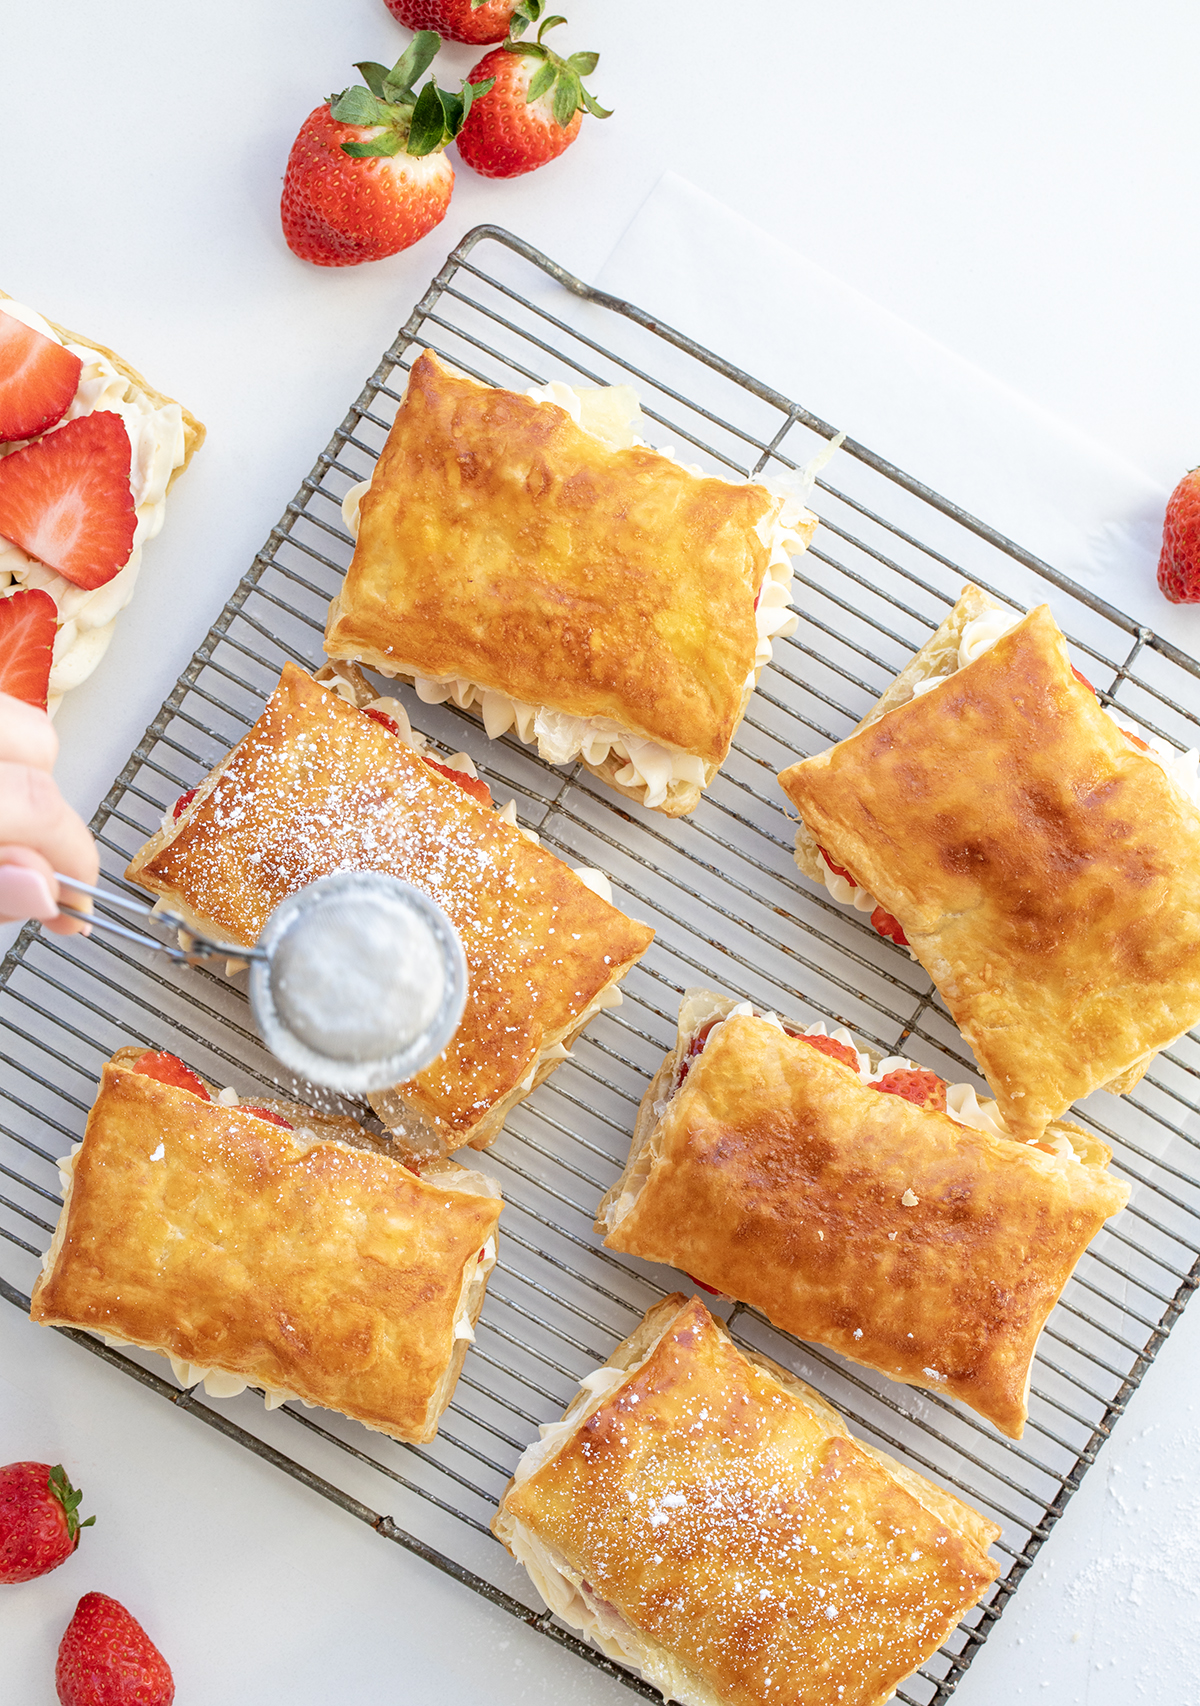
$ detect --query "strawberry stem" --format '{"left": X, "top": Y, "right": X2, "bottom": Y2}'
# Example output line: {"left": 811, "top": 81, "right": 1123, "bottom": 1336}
{"left": 332, "top": 37, "right": 494, "bottom": 158}
{"left": 47, "top": 1464, "right": 95, "bottom": 1546}
{"left": 502, "top": 5, "right": 610, "bottom": 123}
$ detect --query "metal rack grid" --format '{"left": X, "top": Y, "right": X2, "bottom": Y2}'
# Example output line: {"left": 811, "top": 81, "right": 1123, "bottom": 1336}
{"left": 3, "top": 225, "right": 1199, "bottom": 1705}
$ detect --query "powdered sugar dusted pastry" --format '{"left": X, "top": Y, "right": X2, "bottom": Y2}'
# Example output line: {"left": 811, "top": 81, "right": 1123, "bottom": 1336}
{"left": 599, "top": 992, "right": 1130, "bottom": 1438}
{"left": 779, "top": 589, "right": 1200, "bottom": 1141}
{"left": 325, "top": 350, "right": 816, "bottom": 816}
{"left": 125, "top": 663, "right": 654, "bottom": 1153}
{"left": 493, "top": 1294, "right": 1000, "bottom": 1706}
{"left": 30, "top": 1049, "right": 502, "bottom": 1444}
{"left": 0, "top": 291, "right": 203, "bottom": 714}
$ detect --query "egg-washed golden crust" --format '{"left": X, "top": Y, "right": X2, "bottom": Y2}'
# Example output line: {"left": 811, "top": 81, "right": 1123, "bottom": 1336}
{"left": 30, "top": 1061, "right": 502, "bottom": 1444}
{"left": 778, "top": 606, "right": 1200, "bottom": 1140}
{"left": 603, "top": 1015, "right": 1129, "bottom": 1438}
{"left": 0, "top": 287, "right": 205, "bottom": 485}
{"left": 125, "top": 664, "right": 653, "bottom": 1150}
{"left": 324, "top": 350, "right": 778, "bottom": 768}
{"left": 498, "top": 1295, "right": 999, "bottom": 1706}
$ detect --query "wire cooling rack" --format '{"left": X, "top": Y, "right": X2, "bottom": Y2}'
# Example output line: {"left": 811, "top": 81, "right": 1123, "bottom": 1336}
{"left": 3, "top": 226, "right": 1199, "bottom": 1705}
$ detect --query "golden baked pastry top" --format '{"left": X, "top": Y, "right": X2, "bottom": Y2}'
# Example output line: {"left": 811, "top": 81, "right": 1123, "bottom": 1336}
{"left": 30, "top": 1061, "right": 502, "bottom": 1444}
{"left": 126, "top": 664, "right": 653, "bottom": 1146}
{"left": 325, "top": 350, "right": 780, "bottom": 765}
{"left": 604, "top": 1014, "right": 1129, "bottom": 1438}
{"left": 779, "top": 606, "right": 1200, "bottom": 1139}
{"left": 502, "top": 1296, "right": 999, "bottom": 1706}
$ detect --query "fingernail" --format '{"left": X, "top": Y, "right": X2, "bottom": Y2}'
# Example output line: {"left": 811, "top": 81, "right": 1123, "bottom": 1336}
{"left": 0, "top": 866, "right": 60, "bottom": 922}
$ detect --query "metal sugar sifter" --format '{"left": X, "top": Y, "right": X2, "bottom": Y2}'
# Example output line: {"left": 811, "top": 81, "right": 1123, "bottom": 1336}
{"left": 49, "top": 870, "right": 468, "bottom": 1092}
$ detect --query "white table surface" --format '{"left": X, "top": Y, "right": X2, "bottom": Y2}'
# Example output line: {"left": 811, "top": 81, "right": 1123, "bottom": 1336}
{"left": 3, "top": 2, "right": 1200, "bottom": 1701}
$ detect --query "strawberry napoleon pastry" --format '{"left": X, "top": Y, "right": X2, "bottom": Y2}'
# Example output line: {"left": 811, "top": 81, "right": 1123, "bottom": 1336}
{"left": 0, "top": 293, "right": 203, "bottom": 716}
{"left": 598, "top": 990, "right": 1129, "bottom": 1440}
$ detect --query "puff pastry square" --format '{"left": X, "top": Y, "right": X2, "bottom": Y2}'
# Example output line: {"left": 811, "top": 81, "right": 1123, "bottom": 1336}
{"left": 324, "top": 350, "right": 816, "bottom": 816}
{"left": 599, "top": 995, "right": 1129, "bottom": 1438}
{"left": 126, "top": 663, "right": 654, "bottom": 1152}
{"left": 494, "top": 1294, "right": 1000, "bottom": 1706}
{"left": 779, "top": 600, "right": 1200, "bottom": 1139}
{"left": 30, "top": 1053, "right": 503, "bottom": 1444}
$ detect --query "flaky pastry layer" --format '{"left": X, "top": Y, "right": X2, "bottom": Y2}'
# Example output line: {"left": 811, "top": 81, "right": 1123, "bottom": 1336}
{"left": 779, "top": 599, "right": 1200, "bottom": 1139}
{"left": 600, "top": 1003, "right": 1129, "bottom": 1438}
{"left": 494, "top": 1295, "right": 999, "bottom": 1706}
{"left": 125, "top": 663, "right": 653, "bottom": 1152}
{"left": 30, "top": 1058, "right": 502, "bottom": 1443}
{"left": 325, "top": 351, "right": 812, "bottom": 809}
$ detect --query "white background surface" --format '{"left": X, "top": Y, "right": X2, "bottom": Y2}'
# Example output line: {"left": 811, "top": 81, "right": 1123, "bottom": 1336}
{"left": 3, "top": 2, "right": 1200, "bottom": 1701}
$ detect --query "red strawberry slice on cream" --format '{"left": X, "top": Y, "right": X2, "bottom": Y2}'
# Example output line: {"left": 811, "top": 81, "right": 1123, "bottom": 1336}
{"left": 0, "top": 311, "right": 82, "bottom": 444}
{"left": 0, "top": 411, "right": 136, "bottom": 589}
{"left": 424, "top": 755, "right": 492, "bottom": 806}
{"left": 0, "top": 588, "right": 57, "bottom": 710}
{"left": 791, "top": 1030, "right": 860, "bottom": 1071}
{"left": 129, "top": 1049, "right": 211, "bottom": 1101}
{"left": 242, "top": 1106, "right": 295, "bottom": 1129}
{"left": 874, "top": 1067, "right": 947, "bottom": 1112}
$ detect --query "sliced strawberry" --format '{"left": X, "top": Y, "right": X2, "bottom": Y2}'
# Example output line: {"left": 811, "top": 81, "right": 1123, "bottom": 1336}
{"left": 424, "top": 755, "right": 492, "bottom": 806}
{"left": 0, "top": 588, "right": 57, "bottom": 710}
{"left": 0, "top": 312, "right": 82, "bottom": 444}
{"left": 1125, "top": 730, "right": 1151, "bottom": 752}
{"left": 242, "top": 1106, "right": 294, "bottom": 1129}
{"left": 0, "top": 411, "right": 135, "bottom": 590}
{"left": 364, "top": 706, "right": 400, "bottom": 735}
{"left": 791, "top": 1030, "right": 860, "bottom": 1071}
{"left": 129, "top": 1050, "right": 212, "bottom": 1101}
{"left": 871, "top": 905, "right": 908, "bottom": 947}
{"left": 1071, "top": 666, "right": 1096, "bottom": 693}
{"left": 676, "top": 1018, "right": 721, "bottom": 1088}
{"left": 874, "top": 1067, "right": 947, "bottom": 1113}
{"left": 686, "top": 1273, "right": 722, "bottom": 1297}
{"left": 819, "top": 845, "right": 856, "bottom": 885}
{"left": 171, "top": 787, "right": 198, "bottom": 822}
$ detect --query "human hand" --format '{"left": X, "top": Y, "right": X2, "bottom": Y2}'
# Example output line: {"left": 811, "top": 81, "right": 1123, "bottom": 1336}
{"left": 0, "top": 693, "right": 98, "bottom": 935}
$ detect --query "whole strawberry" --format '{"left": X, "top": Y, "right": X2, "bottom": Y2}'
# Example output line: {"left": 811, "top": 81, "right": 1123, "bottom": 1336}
{"left": 381, "top": 0, "right": 539, "bottom": 46}
{"left": 456, "top": 4, "right": 609, "bottom": 179}
{"left": 281, "top": 34, "right": 493, "bottom": 266}
{"left": 1157, "top": 466, "right": 1200, "bottom": 604}
{"left": 0, "top": 1461, "right": 93, "bottom": 1583}
{"left": 56, "top": 1593, "right": 174, "bottom": 1706}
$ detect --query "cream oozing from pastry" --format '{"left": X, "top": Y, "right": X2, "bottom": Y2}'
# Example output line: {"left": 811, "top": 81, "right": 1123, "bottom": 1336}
{"left": 809, "top": 607, "right": 1200, "bottom": 921}
{"left": 338, "top": 382, "right": 812, "bottom": 809}
{"left": 515, "top": 976, "right": 623, "bottom": 1095}
{"left": 0, "top": 301, "right": 188, "bottom": 714}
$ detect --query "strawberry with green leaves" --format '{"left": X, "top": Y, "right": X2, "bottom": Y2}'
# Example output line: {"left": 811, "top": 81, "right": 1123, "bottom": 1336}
{"left": 381, "top": 0, "right": 542, "bottom": 47}
{"left": 0, "top": 1461, "right": 94, "bottom": 1583}
{"left": 281, "top": 34, "right": 494, "bottom": 267}
{"left": 456, "top": 3, "right": 609, "bottom": 179}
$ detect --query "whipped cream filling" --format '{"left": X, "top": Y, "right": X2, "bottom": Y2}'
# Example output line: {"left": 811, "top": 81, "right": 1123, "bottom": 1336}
{"left": 515, "top": 978, "right": 622, "bottom": 1095}
{"left": 809, "top": 605, "right": 1200, "bottom": 921}
{"left": 0, "top": 301, "right": 187, "bottom": 713}
{"left": 339, "top": 380, "right": 814, "bottom": 808}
